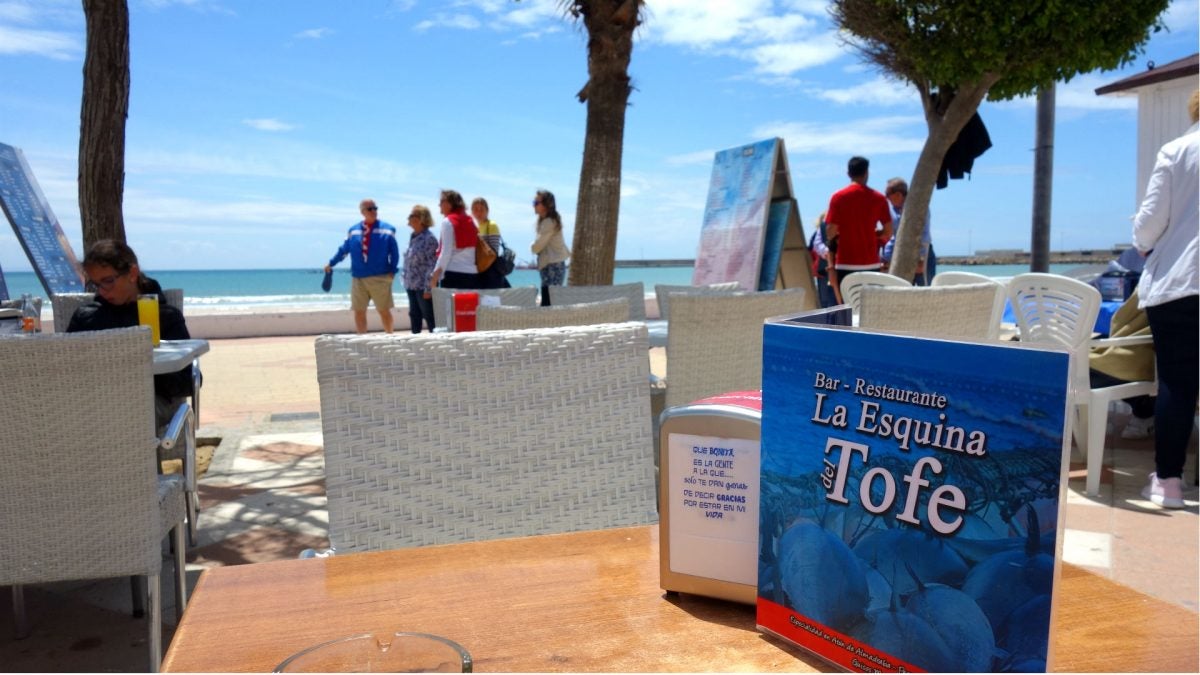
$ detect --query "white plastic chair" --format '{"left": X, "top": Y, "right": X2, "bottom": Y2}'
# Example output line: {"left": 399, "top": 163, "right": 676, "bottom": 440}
{"left": 839, "top": 271, "right": 911, "bottom": 316}
{"left": 931, "top": 270, "right": 1006, "bottom": 288}
{"left": 1007, "top": 273, "right": 1146, "bottom": 496}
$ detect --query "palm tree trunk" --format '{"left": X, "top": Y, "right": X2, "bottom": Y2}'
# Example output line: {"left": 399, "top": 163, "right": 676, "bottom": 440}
{"left": 567, "top": 0, "right": 638, "bottom": 286}
{"left": 79, "top": 0, "right": 130, "bottom": 249}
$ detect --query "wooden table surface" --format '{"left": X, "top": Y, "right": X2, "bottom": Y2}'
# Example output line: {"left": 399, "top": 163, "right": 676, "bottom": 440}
{"left": 163, "top": 525, "right": 1198, "bottom": 673}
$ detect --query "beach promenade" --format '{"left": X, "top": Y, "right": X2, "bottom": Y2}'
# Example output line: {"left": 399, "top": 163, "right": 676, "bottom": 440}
{"left": 2, "top": 333, "right": 1196, "bottom": 672}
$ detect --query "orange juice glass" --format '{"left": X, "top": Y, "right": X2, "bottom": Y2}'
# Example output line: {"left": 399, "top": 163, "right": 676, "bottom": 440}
{"left": 137, "top": 294, "right": 161, "bottom": 346}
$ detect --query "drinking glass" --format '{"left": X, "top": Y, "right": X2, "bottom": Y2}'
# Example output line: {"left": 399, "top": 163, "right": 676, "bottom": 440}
{"left": 136, "top": 294, "right": 161, "bottom": 346}
{"left": 274, "top": 632, "right": 472, "bottom": 673}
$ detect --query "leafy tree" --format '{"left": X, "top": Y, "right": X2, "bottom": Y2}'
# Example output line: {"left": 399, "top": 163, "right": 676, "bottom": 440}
{"left": 830, "top": 0, "right": 1170, "bottom": 281}
{"left": 79, "top": 0, "right": 131, "bottom": 249}
{"left": 560, "top": 0, "right": 644, "bottom": 285}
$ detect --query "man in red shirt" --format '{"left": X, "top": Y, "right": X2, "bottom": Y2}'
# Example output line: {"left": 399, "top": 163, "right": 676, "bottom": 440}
{"left": 824, "top": 156, "right": 893, "bottom": 296}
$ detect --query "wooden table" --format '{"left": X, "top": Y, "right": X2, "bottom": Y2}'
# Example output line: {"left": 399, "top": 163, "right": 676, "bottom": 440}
{"left": 163, "top": 525, "right": 1199, "bottom": 673}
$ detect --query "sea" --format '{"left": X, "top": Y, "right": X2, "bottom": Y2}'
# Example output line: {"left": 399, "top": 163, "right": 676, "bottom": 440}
{"left": 0, "top": 263, "right": 1088, "bottom": 312}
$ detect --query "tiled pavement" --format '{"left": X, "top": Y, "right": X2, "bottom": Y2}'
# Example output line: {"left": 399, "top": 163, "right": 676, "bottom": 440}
{"left": 2, "top": 335, "right": 1196, "bottom": 671}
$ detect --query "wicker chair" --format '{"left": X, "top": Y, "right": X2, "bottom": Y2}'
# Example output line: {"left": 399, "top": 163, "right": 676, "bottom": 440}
{"left": 664, "top": 288, "right": 811, "bottom": 409}
{"left": 431, "top": 286, "right": 539, "bottom": 331}
{"left": 0, "top": 327, "right": 189, "bottom": 671}
{"left": 53, "top": 289, "right": 203, "bottom": 545}
{"left": 839, "top": 271, "right": 911, "bottom": 315}
{"left": 653, "top": 282, "right": 741, "bottom": 321}
{"left": 859, "top": 283, "right": 1007, "bottom": 341}
{"left": 547, "top": 282, "right": 646, "bottom": 321}
{"left": 476, "top": 298, "right": 631, "bottom": 330}
{"left": 50, "top": 293, "right": 92, "bottom": 333}
{"left": 315, "top": 323, "right": 657, "bottom": 553}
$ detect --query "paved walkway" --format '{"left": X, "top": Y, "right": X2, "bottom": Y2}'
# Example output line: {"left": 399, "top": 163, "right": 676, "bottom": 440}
{"left": 2, "top": 335, "right": 1196, "bottom": 671}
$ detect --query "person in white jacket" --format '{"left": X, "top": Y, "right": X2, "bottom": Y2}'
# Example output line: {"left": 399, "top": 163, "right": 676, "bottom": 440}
{"left": 1131, "top": 89, "right": 1199, "bottom": 509}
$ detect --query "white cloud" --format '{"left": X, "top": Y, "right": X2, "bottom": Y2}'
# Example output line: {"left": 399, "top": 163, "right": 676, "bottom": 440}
{"left": 1164, "top": 0, "right": 1199, "bottom": 34}
{"left": 814, "top": 74, "right": 920, "bottom": 107}
{"left": 0, "top": 1, "right": 38, "bottom": 23}
{"left": 665, "top": 150, "right": 716, "bottom": 167}
{"left": 746, "top": 33, "right": 842, "bottom": 76}
{"left": 294, "top": 27, "right": 331, "bottom": 40}
{"left": 415, "top": 13, "right": 481, "bottom": 32}
{"left": 0, "top": 24, "right": 79, "bottom": 59}
{"left": 1000, "top": 72, "right": 1139, "bottom": 112}
{"left": 242, "top": 118, "right": 298, "bottom": 132}
{"left": 755, "top": 115, "right": 927, "bottom": 155}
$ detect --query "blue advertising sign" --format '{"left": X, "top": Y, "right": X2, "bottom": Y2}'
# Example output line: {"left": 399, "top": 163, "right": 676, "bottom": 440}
{"left": 0, "top": 142, "right": 85, "bottom": 296}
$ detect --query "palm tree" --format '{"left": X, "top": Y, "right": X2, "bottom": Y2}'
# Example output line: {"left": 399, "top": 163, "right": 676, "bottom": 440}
{"left": 561, "top": 0, "right": 644, "bottom": 285}
{"left": 79, "top": 0, "right": 131, "bottom": 248}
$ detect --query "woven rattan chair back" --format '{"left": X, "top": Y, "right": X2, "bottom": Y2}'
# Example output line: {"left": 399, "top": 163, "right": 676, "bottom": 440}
{"left": 431, "top": 286, "right": 539, "bottom": 331}
{"left": 0, "top": 327, "right": 187, "bottom": 670}
{"left": 653, "top": 282, "right": 740, "bottom": 321}
{"left": 476, "top": 298, "right": 631, "bottom": 330}
{"left": 316, "top": 323, "right": 657, "bottom": 553}
{"left": 664, "top": 289, "right": 811, "bottom": 409}
{"left": 547, "top": 282, "right": 646, "bottom": 321}
{"left": 50, "top": 293, "right": 93, "bottom": 333}
{"left": 859, "top": 283, "right": 1006, "bottom": 340}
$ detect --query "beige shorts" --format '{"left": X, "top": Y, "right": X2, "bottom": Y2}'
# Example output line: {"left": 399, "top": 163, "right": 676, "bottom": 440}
{"left": 350, "top": 275, "right": 395, "bottom": 311}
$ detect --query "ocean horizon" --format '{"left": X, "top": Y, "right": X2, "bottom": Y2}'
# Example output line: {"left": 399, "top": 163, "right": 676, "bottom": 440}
{"left": 2, "top": 262, "right": 1091, "bottom": 312}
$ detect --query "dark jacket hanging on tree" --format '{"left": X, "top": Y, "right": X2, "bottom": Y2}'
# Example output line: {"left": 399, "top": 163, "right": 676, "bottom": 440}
{"left": 937, "top": 110, "right": 993, "bottom": 189}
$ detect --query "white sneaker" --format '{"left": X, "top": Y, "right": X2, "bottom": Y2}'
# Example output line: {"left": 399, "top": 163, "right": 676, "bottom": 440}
{"left": 1121, "top": 416, "right": 1153, "bottom": 440}
{"left": 1141, "top": 472, "right": 1186, "bottom": 509}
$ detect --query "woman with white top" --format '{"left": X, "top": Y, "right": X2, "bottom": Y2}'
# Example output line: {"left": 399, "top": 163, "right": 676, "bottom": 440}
{"left": 429, "top": 189, "right": 479, "bottom": 290}
{"left": 1131, "top": 89, "right": 1199, "bottom": 509}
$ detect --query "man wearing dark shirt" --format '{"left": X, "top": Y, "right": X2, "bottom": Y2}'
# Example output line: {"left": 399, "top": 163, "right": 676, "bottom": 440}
{"left": 68, "top": 239, "right": 192, "bottom": 427}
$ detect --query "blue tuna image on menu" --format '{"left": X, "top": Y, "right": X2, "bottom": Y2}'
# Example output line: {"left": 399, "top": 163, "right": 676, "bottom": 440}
{"left": 755, "top": 320, "right": 1071, "bottom": 673}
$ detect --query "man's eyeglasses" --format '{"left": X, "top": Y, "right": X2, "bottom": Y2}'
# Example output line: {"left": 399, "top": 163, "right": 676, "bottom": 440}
{"left": 364, "top": 206, "right": 378, "bottom": 211}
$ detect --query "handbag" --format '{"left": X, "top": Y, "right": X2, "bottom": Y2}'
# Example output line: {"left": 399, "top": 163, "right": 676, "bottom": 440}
{"left": 496, "top": 238, "right": 516, "bottom": 276}
{"left": 476, "top": 237, "right": 498, "bottom": 273}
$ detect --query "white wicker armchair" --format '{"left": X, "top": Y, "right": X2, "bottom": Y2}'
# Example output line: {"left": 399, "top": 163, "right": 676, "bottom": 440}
{"left": 50, "top": 293, "right": 92, "bottom": 333}
{"left": 858, "top": 282, "right": 1007, "bottom": 340}
{"left": 653, "top": 282, "right": 741, "bottom": 321}
{"left": 315, "top": 323, "right": 658, "bottom": 553}
{"left": 664, "top": 289, "right": 811, "bottom": 409}
{"left": 431, "top": 286, "right": 539, "bottom": 331}
{"left": 476, "top": 298, "right": 631, "bottom": 330}
{"left": 0, "top": 327, "right": 188, "bottom": 672}
{"left": 547, "top": 282, "right": 646, "bottom": 321}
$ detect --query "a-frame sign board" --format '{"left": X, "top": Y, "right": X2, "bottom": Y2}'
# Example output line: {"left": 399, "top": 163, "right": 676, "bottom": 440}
{"left": 692, "top": 138, "right": 816, "bottom": 300}
{"left": 0, "top": 141, "right": 86, "bottom": 300}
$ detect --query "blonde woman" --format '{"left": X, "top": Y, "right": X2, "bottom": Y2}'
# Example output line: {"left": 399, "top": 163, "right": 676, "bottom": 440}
{"left": 472, "top": 196, "right": 510, "bottom": 289}
{"left": 403, "top": 205, "right": 438, "bottom": 332}
{"left": 531, "top": 189, "right": 570, "bottom": 305}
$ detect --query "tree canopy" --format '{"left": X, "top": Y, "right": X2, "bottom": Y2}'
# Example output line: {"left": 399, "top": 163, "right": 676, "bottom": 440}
{"left": 830, "top": 0, "right": 1170, "bottom": 280}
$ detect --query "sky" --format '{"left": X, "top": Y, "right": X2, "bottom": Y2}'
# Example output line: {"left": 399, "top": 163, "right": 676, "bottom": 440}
{"left": 0, "top": 0, "right": 1197, "bottom": 272}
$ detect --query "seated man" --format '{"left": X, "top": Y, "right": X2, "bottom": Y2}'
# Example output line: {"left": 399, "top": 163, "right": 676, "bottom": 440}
{"left": 68, "top": 239, "right": 192, "bottom": 429}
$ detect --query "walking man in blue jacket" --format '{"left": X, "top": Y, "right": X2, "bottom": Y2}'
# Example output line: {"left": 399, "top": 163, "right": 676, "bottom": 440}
{"left": 325, "top": 198, "right": 400, "bottom": 333}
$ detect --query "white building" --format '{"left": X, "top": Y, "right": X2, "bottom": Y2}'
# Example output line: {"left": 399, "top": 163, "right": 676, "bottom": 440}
{"left": 1096, "top": 53, "right": 1199, "bottom": 208}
